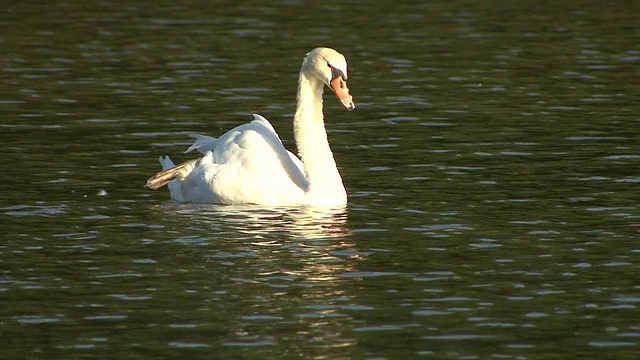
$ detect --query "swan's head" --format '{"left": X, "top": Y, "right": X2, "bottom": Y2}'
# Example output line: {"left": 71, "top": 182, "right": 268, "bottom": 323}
{"left": 302, "top": 47, "right": 355, "bottom": 111}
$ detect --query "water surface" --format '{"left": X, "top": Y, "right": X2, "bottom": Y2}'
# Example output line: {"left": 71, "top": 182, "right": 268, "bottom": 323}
{"left": 2, "top": 1, "right": 639, "bottom": 358}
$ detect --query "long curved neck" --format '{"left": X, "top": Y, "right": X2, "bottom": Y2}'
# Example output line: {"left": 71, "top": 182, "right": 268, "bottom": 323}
{"left": 293, "top": 72, "right": 346, "bottom": 205}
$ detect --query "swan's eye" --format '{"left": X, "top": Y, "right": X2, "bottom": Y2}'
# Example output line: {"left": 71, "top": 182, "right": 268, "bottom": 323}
{"left": 329, "top": 64, "right": 347, "bottom": 81}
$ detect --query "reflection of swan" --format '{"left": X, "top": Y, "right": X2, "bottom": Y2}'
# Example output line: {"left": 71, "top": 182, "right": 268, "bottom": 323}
{"left": 148, "top": 204, "right": 362, "bottom": 352}
{"left": 146, "top": 48, "right": 355, "bottom": 206}
{"left": 172, "top": 205, "right": 350, "bottom": 240}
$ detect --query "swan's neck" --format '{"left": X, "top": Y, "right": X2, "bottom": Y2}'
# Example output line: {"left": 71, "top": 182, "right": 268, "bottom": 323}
{"left": 293, "top": 73, "right": 346, "bottom": 205}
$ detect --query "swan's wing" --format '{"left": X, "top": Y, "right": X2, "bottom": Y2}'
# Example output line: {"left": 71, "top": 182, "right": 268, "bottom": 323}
{"left": 251, "top": 114, "right": 304, "bottom": 173}
{"left": 249, "top": 114, "right": 304, "bottom": 175}
{"left": 184, "top": 115, "right": 273, "bottom": 155}
{"left": 185, "top": 134, "right": 218, "bottom": 155}
{"left": 251, "top": 113, "right": 277, "bottom": 134}
{"left": 286, "top": 150, "right": 304, "bottom": 173}
{"left": 213, "top": 115, "right": 306, "bottom": 183}
{"left": 202, "top": 114, "right": 308, "bottom": 202}
{"left": 154, "top": 113, "right": 307, "bottom": 205}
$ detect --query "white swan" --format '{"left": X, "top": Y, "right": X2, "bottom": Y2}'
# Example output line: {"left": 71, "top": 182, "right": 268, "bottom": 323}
{"left": 145, "top": 47, "right": 355, "bottom": 206}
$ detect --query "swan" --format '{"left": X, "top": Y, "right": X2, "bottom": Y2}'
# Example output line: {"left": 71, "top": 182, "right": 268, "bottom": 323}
{"left": 145, "top": 47, "right": 355, "bottom": 206}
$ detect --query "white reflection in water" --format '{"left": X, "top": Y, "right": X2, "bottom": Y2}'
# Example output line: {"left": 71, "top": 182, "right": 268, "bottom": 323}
{"left": 169, "top": 204, "right": 351, "bottom": 240}
{"left": 155, "top": 204, "right": 363, "bottom": 292}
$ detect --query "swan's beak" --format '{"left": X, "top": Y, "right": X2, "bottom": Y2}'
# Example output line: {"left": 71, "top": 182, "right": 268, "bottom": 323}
{"left": 330, "top": 76, "right": 355, "bottom": 111}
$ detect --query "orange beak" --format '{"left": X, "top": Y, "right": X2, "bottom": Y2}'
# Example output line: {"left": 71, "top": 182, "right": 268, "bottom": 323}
{"left": 330, "top": 76, "right": 355, "bottom": 111}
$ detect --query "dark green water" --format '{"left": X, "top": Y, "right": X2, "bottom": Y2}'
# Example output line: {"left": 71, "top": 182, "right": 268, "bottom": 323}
{"left": 2, "top": 1, "right": 639, "bottom": 359}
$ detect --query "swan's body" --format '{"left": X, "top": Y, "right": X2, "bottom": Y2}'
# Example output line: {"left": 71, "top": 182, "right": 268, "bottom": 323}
{"left": 145, "top": 47, "right": 355, "bottom": 206}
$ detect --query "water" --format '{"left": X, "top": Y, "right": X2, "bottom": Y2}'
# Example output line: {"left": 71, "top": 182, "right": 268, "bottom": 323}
{"left": 2, "top": 1, "right": 639, "bottom": 358}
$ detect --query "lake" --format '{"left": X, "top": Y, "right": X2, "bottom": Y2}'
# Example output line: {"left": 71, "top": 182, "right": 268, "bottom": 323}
{"left": 1, "top": 1, "right": 639, "bottom": 358}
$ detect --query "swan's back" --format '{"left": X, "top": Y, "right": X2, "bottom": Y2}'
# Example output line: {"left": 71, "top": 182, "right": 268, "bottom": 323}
{"left": 175, "top": 115, "right": 308, "bottom": 204}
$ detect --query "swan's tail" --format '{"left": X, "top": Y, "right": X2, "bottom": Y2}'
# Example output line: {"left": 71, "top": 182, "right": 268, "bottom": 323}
{"left": 145, "top": 157, "right": 196, "bottom": 190}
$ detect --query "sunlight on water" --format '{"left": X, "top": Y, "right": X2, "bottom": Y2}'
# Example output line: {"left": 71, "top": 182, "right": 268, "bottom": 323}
{"left": 1, "top": 0, "right": 639, "bottom": 359}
